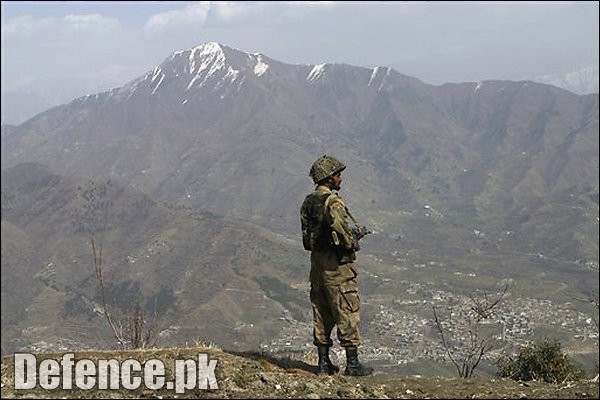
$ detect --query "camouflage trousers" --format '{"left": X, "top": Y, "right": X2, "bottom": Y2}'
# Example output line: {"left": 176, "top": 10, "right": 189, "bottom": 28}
{"left": 310, "top": 270, "right": 362, "bottom": 347}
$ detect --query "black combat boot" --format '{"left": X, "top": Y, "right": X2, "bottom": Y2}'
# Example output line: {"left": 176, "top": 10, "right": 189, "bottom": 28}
{"left": 316, "top": 345, "right": 340, "bottom": 376}
{"left": 344, "top": 346, "right": 374, "bottom": 376}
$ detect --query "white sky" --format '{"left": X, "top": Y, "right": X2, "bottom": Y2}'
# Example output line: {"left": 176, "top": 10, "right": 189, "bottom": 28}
{"left": 1, "top": 1, "right": 599, "bottom": 125}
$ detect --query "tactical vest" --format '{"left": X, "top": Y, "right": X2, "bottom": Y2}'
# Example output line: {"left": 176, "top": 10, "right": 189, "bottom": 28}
{"left": 300, "top": 192, "right": 333, "bottom": 251}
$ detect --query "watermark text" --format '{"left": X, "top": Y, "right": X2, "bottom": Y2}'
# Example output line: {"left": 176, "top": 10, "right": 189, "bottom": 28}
{"left": 14, "top": 352, "right": 218, "bottom": 393}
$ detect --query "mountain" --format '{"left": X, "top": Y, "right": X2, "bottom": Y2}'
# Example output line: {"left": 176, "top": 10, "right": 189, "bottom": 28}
{"left": 2, "top": 43, "right": 598, "bottom": 262}
{"left": 528, "top": 65, "right": 599, "bottom": 95}
{"left": 1, "top": 42, "right": 598, "bottom": 374}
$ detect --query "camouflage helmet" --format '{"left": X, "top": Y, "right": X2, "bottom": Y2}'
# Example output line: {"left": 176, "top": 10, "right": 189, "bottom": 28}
{"left": 309, "top": 155, "right": 346, "bottom": 184}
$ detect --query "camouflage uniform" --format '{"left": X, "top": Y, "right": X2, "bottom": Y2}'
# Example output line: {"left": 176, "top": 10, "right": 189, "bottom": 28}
{"left": 301, "top": 155, "right": 373, "bottom": 376}
{"left": 301, "top": 185, "right": 362, "bottom": 348}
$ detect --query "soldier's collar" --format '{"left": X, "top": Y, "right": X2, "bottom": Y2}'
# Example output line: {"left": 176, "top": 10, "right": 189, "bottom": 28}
{"left": 315, "top": 185, "right": 339, "bottom": 196}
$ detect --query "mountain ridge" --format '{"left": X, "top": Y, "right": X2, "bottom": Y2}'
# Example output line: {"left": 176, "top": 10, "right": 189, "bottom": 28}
{"left": 528, "top": 65, "right": 599, "bottom": 96}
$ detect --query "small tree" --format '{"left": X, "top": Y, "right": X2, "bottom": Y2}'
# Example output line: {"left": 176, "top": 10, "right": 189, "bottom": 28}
{"left": 432, "top": 285, "right": 508, "bottom": 378}
{"left": 496, "top": 338, "right": 586, "bottom": 383}
{"left": 91, "top": 237, "right": 162, "bottom": 349}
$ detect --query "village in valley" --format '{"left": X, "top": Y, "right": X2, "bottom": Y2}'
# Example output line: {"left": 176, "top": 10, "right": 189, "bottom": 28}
{"left": 260, "top": 273, "right": 599, "bottom": 376}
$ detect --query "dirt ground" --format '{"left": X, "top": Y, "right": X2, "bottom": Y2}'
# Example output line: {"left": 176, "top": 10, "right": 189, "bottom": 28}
{"left": 2, "top": 345, "right": 598, "bottom": 399}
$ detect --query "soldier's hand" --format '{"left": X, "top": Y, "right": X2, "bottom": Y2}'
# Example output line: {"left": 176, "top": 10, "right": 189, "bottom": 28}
{"left": 352, "top": 225, "right": 370, "bottom": 241}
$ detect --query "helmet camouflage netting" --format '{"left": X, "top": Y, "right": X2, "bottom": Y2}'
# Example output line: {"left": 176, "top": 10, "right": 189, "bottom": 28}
{"left": 309, "top": 155, "right": 346, "bottom": 184}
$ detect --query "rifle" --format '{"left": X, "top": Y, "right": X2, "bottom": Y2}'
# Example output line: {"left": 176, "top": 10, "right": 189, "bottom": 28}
{"left": 350, "top": 225, "right": 372, "bottom": 251}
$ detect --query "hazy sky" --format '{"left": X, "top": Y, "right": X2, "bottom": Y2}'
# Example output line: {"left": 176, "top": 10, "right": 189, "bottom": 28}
{"left": 1, "top": 1, "right": 599, "bottom": 125}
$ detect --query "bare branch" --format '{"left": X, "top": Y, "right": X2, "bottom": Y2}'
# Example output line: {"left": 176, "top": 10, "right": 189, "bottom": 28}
{"left": 91, "top": 237, "right": 127, "bottom": 349}
{"left": 432, "top": 285, "right": 508, "bottom": 378}
{"left": 90, "top": 237, "right": 162, "bottom": 350}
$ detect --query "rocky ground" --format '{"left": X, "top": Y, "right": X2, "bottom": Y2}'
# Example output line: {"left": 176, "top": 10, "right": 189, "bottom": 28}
{"left": 1, "top": 344, "right": 598, "bottom": 399}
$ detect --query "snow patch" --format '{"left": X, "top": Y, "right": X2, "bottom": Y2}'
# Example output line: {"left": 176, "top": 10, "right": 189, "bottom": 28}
{"left": 254, "top": 55, "right": 269, "bottom": 77}
{"left": 307, "top": 64, "right": 326, "bottom": 82}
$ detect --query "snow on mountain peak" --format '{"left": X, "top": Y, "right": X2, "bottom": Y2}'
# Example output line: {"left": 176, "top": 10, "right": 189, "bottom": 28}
{"left": 253, "top": 54, "right": 269, "bottom": 77}
{"left": 528, "top": 65, "right": 599, "bottom": 95}
{"left": 189, "top": 43, "right": 227, "bottom": 75}
{"left": 307, "top": 64, "right": 326, "bottom": 82}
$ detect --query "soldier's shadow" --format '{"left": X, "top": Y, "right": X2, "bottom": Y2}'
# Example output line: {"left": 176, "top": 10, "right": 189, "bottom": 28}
{"left": 231, "top": 350, "right": 321, "bottom": 375}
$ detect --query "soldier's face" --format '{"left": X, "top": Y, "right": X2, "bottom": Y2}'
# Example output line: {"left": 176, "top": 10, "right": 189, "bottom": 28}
{"left": 331, "top": 172, "right": 342, "bottom": 190}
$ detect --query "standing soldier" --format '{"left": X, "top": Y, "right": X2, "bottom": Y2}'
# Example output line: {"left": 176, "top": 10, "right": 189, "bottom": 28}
{"left": 300, "top": 155, "right": 373, "bottom": 376}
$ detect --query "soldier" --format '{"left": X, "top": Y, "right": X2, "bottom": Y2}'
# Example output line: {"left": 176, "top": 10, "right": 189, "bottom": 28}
{"left": 300, "top": 155, "right": 373, "bottom": 376}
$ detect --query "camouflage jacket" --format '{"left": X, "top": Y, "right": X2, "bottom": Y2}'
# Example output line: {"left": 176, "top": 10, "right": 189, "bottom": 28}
{"left": 300, "top": 185, "right": 356, "bottom": 263}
